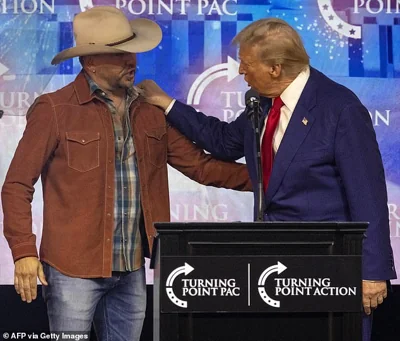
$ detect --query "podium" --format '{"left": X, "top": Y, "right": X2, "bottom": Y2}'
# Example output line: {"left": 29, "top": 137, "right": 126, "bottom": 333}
{"left": 151, "top": 222, "right": 367, "bottom": 341}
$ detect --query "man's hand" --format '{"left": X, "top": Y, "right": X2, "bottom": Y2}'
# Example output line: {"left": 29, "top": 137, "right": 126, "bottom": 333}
{"left": 14, "top": 257, "right": 48, "bottom": 303}
{"left": 137, "top": 79, "right": 174, "bottom": 110}
{"left": 362, "top": 280, "right": 387, "bottom": 315}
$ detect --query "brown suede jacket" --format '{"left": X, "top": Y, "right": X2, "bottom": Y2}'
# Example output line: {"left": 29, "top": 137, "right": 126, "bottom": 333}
{"left": 1, "top": 71, "right": 251, "bottom": 278}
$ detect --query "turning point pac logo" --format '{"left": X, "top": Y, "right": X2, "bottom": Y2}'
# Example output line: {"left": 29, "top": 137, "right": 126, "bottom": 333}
{"left": 166, "top": 262, "right": 194, "bottom": 308}
{"left": 166, "top": 262, "right": 240, "bottom": 308}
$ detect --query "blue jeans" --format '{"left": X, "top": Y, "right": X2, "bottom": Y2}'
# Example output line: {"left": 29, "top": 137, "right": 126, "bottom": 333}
{"left": 42, "top": 263, "right": 146, "bottom": 341}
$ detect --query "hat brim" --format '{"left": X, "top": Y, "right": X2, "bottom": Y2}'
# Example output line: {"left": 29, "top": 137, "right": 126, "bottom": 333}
{"left": 51, "top": 18, "right": 162, "bottom": 65}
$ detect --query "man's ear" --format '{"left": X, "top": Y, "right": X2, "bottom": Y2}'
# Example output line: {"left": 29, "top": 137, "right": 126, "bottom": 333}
{"left": 84, "top": 56, "right": 95, "bottom": 67}
{"left": 270, "top": 64, "right": 282, "bottom": 79}
{"left": 81, "top": 56, "right": 95, "bottom": 73}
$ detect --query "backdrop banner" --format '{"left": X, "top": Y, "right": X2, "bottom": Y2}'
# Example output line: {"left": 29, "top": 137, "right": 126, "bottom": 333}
{"left": 0, "top": 0, "right": 399, "bottom": 284}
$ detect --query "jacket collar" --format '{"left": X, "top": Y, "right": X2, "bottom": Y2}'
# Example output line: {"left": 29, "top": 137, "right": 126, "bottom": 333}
{"left": 73, "top": 70, "right": 140, "bottom": 105}
{"left": 73, "top": 70, "right": 96, "bottom": 105}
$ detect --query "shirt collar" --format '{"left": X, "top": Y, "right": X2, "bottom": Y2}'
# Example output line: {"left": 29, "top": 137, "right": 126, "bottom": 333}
{"left": 279, "top": 66, "right": 310, "bottom": 112}
{"left": 84, "top": 72, "right": 140, "bottom": 102}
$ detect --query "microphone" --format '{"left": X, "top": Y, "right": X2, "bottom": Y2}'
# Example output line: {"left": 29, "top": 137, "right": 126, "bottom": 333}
{"left": 244, "top": 89, "right": 264, "bottom": 222}
{"left": 244, "top": 89, "right": 260, "bottom": 118}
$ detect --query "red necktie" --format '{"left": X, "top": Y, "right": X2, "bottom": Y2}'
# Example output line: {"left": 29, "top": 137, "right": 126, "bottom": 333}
{"left": 261, "top": 97, "right": 284, "bottom": 192}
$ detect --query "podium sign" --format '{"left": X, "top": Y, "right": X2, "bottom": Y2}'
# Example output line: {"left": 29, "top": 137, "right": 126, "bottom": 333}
{"left": 161, "top": 256, "right": 361, "bottom": 313}
{"left": 152, "top": 222, "right": 367, "bottom": 341}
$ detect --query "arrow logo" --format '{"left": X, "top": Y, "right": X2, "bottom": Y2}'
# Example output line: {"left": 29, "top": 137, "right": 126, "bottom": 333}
{"left": 166, "top": 263, "right": 194, "bottom": 308}
{"left": 258, "top": 262, "right": 287, "bottom": 308}
{"left": 187, "top": 56, "right": 240, "bottom": 105}
{"left": 0, "top": 62, "right": 9, "bottom": 77}
{"left": 0, "top": 61, "right": 16, "bottom": 81}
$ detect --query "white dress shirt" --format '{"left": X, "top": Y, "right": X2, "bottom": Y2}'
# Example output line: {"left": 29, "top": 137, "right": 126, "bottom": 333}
{"left": 261, "top": 66, "right": 310, "bottom": 153}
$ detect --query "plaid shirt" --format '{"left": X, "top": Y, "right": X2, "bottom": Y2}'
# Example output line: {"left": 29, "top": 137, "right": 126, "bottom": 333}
{"left": 87, "top": 75, "right": 144, "bottom": 272}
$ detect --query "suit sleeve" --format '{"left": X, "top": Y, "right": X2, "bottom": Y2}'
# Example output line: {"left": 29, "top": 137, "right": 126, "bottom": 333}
{"left": 166, "top": 124, "right": 252, "bottom": 191}
{"left": 1, "top": 95, "right": 59, "bottom": 262}
{"left": 167, "top": 100, "right": 247, "bottom": 161}
{"left": 335, "top": 103, "right": 396, "bottom": 280}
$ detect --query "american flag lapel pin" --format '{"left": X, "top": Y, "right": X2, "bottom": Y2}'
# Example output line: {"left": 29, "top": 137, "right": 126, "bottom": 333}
{"left": 302, "top": 117, "right": 308, "bottom": 126}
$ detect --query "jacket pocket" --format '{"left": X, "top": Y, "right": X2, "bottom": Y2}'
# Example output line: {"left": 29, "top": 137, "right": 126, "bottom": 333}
{"left": 66, "top": 131, "right": 100, "bottom": 172}
{"left": 145, "top": 127, "right": 167, "bottom": 168}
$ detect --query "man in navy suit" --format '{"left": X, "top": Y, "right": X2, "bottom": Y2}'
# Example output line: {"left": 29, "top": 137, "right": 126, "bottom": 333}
{"left": 139, "top": 18, "right": 396, "bottom": 340}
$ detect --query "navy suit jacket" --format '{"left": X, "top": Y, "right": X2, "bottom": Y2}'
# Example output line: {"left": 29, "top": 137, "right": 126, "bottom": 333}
{"left": 168, "top": 67, "right": 396, "bottom": 280}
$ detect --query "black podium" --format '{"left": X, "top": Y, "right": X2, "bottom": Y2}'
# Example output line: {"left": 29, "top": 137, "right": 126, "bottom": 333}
{"left": 152, "top": 222, "right": 367, "bottom": 341}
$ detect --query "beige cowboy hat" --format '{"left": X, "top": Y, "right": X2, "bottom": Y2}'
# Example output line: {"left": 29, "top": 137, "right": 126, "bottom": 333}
{"left": 51, "top": 6, "right": 162, "bottom": 65}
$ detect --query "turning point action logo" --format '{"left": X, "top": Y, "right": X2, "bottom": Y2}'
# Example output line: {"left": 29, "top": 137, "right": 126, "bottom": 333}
{"left": 258, "top": 261, "right": 287, "bottom": 308}
{"left": 258, "top": 262, "right": 357, "bottom": 309}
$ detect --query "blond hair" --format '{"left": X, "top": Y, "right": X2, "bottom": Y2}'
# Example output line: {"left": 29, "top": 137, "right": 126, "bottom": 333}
{"left": 233, "top": 18, "right": 309, "bottom": 78}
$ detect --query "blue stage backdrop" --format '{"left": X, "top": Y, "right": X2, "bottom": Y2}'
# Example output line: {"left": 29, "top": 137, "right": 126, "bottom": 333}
{"left": 0, "top": 0, "right": 399, "bottom": 284}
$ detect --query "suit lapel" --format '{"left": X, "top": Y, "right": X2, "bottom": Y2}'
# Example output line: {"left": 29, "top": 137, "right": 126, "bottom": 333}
{"left": 264, "top": 69, "right": 318, "bottom": 207}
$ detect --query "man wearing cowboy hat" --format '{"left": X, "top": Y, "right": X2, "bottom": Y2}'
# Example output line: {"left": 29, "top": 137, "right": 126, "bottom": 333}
{"left": 1, "top": 6, "right": 251, "bottom": 340}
